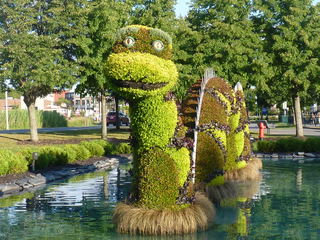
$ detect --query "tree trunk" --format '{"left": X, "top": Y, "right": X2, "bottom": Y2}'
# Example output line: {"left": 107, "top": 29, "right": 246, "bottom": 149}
{"left": 293, "top": 95, "right": 304, "bottom": 137}
{"left": 101, "top": 93, "right": 107, "bottom": 140}
{"left": 115, "top": 96, "right": 120, "bottom": 130}
{"left": 27, "top": 102, "right": 39, "bottom": 142}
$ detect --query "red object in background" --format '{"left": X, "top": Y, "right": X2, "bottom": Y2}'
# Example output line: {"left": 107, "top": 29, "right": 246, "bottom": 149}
{"left": 259, "top": 122, "right": 266, "bottom": 140}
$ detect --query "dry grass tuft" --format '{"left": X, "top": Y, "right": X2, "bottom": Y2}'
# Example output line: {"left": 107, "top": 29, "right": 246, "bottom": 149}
{"left": 224, "top": 158, "right": 262, "bottom": 182}
{"left": 112, "top": 192, "right": 215, "bottom": 235}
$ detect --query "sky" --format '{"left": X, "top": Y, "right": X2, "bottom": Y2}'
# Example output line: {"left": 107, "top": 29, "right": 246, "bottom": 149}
{"left": 175, "top": 0, "right": 320, "bottom": 17}
{"left": 175, "top": 0, "right": 190, "bottom": 17}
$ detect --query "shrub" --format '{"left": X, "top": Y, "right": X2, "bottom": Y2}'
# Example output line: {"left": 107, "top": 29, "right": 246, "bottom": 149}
{"left": 257, "top": 140, "right": 277, "bottom": 153}
{"left": 67, "top": 144, "right": 91, "bottom": 161}
{"left": 275, "top": 137, "right": 304, "bottom": 153}
{"left": 0, "top": 149, "right": 28, "bottom": 175}
{"left": 36, "top": 147, "right": 68, "bottom": 169}
{"left": 8, "top": 152, "right": 28, "bottom": 174}
{"left": 79, "top": 141, "right": 105, "bottom": 157}
{"left": 113, "top": 142, "right": 132, "bottom": 154}
{"left": 63, "top": 145, "right": 78, "bottom": 163}
{"left": 303, "top": 138, "right": 320, "bottom": 152}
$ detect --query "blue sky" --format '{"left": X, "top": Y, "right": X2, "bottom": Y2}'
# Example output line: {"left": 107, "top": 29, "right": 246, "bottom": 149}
{"left": 175, "top": 0, "right": 190, "bottom": 17}
{"left": 175, "top": 0, "right": 320, "bottom": 17}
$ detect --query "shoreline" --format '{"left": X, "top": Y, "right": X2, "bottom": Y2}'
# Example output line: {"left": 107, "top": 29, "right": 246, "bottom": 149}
{"left": 0, "top": 154, "right": 132, "bottom": 198}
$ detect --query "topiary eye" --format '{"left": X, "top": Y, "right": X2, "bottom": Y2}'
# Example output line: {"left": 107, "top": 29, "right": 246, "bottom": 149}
{"left": 123, "top": 36, "right": 135, "bottom": 48}
{"left": 152, "top": 40, "right": 164, "bottom": 51}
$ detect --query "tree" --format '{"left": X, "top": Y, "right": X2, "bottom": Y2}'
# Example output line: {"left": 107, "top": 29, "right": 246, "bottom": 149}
{"left": 0, "top": 0, "right": 89, "bottom": 141}
{"left": 252, "top": 0, "right": 320, "bottom": 137}
{"left": 76, "top": 0, "right": 131, "bottom": 139}
{"left": 188, "top": 0, "right": 266, "bottom": 89}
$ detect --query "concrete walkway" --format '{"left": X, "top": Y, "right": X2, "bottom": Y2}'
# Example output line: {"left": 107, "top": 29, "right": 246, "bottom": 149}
{"left": 250, "top": 124, "right": 320, "bottom": 136}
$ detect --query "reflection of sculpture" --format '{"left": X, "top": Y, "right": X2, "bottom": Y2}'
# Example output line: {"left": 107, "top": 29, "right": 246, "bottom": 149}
{"left": 105, "top": 25, "right": 214, "bottom": 235}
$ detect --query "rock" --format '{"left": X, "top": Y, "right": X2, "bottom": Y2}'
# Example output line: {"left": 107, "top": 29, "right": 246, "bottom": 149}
{"left": 255, "top": 153, "right": 264, "bottom": 158}
{"left": 304, "top": 153, "right": 316, "bottom": 158}
{"left": 271, "top": 154, "right": 278, "bottom": 158}
{"left": 28, "top": 175, "right": 46, "bottom": 187}
{"left": 0, "top": 183, "right": 20, "bottom": 194}
{"left": 297, "top": 152, "right": 305, "bottom": 156}
{"left": 263, "top": 154, "right": 271, "bottom": 158}
{"left": 43, "top": 173, "right": 57, "bottom": 183}
{"left": 293, "top": 155, "right": 304, "bottom": 159}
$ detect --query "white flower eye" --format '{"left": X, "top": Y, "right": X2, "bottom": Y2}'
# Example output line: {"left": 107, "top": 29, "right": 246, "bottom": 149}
{"left": 123, "top": 36, "right": 135, "bottom": 48}
{"left": 152, "top": 40, "right": 164, "bottom": 51}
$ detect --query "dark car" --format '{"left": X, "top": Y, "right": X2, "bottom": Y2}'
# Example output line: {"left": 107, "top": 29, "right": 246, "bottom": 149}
{"left": 107, "top": 112, "right": 130, "bottom": 126}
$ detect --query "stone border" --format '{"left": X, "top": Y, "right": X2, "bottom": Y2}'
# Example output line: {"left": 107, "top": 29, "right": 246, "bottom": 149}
{"left": 254, "top": 152, "right": 319, "bottom": 159}
{"left": 0, "top": 154, "right": 132, "bottom": 198}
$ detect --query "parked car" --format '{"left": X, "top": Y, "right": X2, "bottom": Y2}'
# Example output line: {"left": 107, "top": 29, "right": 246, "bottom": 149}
{"left": 107, "top": 112, "right": 130, "bottom": 126}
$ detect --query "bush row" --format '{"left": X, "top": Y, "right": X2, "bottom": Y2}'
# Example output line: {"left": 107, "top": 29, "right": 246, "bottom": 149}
{"left": 0, "top": 141, "right": 132, "bottom": 176}
{"left": 256, "top": 137, "right": 320, "bottom": 153}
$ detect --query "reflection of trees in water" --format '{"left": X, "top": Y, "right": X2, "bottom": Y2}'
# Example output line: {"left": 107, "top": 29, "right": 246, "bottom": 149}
{"left": 248, "top": 162, "right": 320, "bottom": 239}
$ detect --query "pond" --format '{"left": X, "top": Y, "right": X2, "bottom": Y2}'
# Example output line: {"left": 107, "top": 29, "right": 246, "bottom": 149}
{"left": 1, "top": 159, "right": 320, "bottom": 240}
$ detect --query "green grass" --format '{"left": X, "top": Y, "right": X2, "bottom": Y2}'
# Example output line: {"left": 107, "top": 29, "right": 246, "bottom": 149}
{"left": 0, "top": 128, "right": 130, "bottom": 150}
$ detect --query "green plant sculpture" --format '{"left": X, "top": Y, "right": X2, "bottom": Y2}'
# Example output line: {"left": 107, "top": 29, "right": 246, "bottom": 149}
{"left": 105, "top": 25, "right": 214, "bottom": 235}
{"left": 181, "top": 74, "right": 262, "bottom": 188}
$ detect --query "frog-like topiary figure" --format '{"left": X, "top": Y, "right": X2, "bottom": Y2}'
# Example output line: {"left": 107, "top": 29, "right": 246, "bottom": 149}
{"left": 105, "top": 25, "right": 214, "bottom": 235}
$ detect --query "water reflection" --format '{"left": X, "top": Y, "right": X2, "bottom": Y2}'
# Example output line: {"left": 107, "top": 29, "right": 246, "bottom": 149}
{"left": 0, "top": 160, "right": 320, "bottom": 239}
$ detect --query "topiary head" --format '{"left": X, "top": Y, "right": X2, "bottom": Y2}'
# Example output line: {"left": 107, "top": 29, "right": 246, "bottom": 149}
{"left": 105, "top": 25, "right": 178, "bottom": 99}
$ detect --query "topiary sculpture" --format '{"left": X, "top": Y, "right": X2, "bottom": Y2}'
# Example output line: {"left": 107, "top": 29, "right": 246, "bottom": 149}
{"left": 105, "top": 25, "right": 214, "bottom": 235}
{"left": 181, "top": 72, "right": 262, "bottom": 192}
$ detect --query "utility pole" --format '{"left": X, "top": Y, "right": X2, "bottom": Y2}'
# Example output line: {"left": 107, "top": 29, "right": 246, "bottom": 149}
{"left": 5, "top": 90, "right": 9, "bottom": 130}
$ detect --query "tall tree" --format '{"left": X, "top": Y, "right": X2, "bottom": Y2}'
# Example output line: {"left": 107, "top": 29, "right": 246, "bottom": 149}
{"left": 0, "top": 0, "right": 89, "bottom": 141}
{"left": 252, "top": 0, "right": 320, "bottom": 137}
{"left": 76, "top": 0, "right": 131, "bottom": 139}
{"left": 188, "top": 0, "right": 266, "bottom": 89}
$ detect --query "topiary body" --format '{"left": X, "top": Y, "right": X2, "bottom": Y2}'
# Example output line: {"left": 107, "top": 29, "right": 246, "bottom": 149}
{"left": 105, "top": 25, "right": 214, "bottom": 235}
{"left": 181, "top": 76, "right": 261, "bottom": 186}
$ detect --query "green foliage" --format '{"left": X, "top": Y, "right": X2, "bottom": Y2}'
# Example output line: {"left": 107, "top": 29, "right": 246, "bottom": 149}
{"left": 65, "top": 144, "right": 90, "bottom": 162}
{"left": 0, "top": 149, "right": 28, "bottom": 175}
{"left": 113, "top": 26, "right": 173, "bottom": 59}
{"left": 0, "top": 0, "right": 88, "bottom": 140}
{"left": 113, "top": 143, "right": 132, "bottom": 154}
{"left": 189, "top": 78, "right": 250, "bottom": 183}
{"left": 67, "top": 117, "right": 95, "bottom": 127}
{"left": 165, "top": 147, "right": 190, "bottom": 186}
{"left": 37, "top": 147, "right": 68, "bottom": 169}
{"left": 0, "top": 110, "right": 67, "bottom": 130}
{"left": 105, "top": 52, "right": 178, "bottom": 99}
{"left": 208, "top": 176, "right": 225, "bottom": 186}
{"left": 62, "top": 145, "right": 78, "bottom": 164}
{"left": 137, "top": 148, "right": 180, "bottom": 209}
{"left": 303, "top": 138, "right": 320, "bottom": 152}
{"left": 79, "top": 141, "right": 105, "bottom": 158}
{"left": 256, "top": 137, "right": 318, "bottom": 153}
{"left": 188, "top": 0, "right": 265, "bottom": 88}
{"left": 130, "top": 96, "right": 177, "bottom": 153}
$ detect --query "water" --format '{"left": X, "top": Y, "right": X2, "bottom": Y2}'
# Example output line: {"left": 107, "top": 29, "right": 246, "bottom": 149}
{"left": 0, "top": 160, "right": 320, "bottom": 240}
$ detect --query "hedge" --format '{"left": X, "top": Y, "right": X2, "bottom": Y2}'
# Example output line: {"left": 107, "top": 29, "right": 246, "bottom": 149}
{"left": 256, "top": 137, "right": 320, "bottom": 153}
{"left": 0, "top": 140, "right": 132, "bottom": 176}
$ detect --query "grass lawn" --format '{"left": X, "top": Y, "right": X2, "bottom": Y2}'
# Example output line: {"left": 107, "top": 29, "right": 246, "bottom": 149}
{"left": 0, "top": 128, "right": 130, "bottom": 150}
